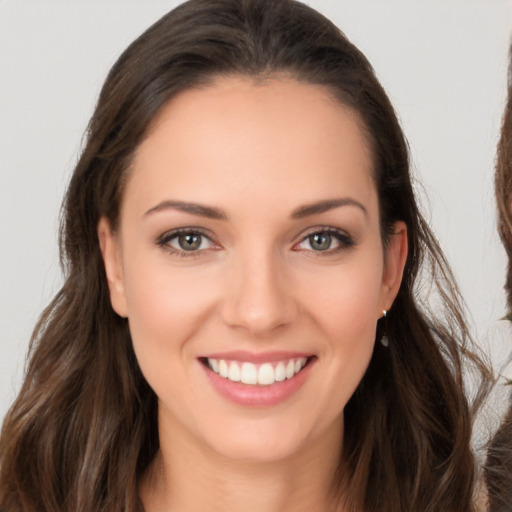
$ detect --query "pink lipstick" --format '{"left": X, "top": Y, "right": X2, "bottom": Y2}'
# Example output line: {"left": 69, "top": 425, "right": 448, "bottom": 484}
{"left": 199, "top": 352, "right": 315, "bottom": 406}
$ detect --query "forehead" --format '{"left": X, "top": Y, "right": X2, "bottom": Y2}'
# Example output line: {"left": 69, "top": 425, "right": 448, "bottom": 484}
{"left": 143, "top": 75, "right": 370, "bottom": 156}
{"left": 126, "top": 76, "right": 376, "bottom": 218}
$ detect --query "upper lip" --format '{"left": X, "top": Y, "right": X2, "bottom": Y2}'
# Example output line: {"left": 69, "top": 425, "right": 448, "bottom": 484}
{"left": 200, "top": 350, "right": 313, "bottom": 363}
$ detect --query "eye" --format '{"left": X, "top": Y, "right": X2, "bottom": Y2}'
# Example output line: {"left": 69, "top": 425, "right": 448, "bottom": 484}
{"left": 294, "top": 228, "right": 355, "bottom": 253}
{"left": 307, "top": 232, "right": 335, "bottom": 251}
{"left": 157, "top": 229, "right": 217, "bottom": 255}
{"left": 171, "top": 232, "right": 208, "bottom": 251}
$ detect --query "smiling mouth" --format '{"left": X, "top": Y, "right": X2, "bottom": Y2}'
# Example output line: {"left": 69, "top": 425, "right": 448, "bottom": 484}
{"left": 201, "top": 357, "right": 313, "bottom": 386}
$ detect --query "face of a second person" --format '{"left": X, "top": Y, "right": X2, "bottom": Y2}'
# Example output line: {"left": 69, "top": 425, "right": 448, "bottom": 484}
{"left": 100, "top": 76, "right": 406, "bottom": 463}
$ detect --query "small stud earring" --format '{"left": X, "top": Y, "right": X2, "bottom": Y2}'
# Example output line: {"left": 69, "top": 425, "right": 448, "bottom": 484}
{"left": 380, "top": 310, "right": 389, "bottom": 347}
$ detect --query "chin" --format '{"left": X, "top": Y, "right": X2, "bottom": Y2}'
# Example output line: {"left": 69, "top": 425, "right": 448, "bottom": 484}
{"left": 202, "top": 413, "right": 340, "bottom": 465}
{"left": 210, "top": 433, "right": 305, "bottom": 464}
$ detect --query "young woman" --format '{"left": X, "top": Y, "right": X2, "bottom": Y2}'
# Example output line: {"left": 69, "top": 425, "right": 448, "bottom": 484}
{"left": 0, "top": 1, "right": 489, "bottom": 511}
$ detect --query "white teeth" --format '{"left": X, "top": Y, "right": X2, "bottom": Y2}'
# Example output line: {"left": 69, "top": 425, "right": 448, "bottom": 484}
{"left": 219, "top": 360, "right": 229, "bottom": 378}
{"left": 286, "top": 360, "right": 295, "bottom": 379}
{"left": 207, "top": 357, "right": 308, "bottom": 386}
{"left": 240, "top": 362, "right": 257, "bottom": 384}
{"left": 258, "top": 363, "right": 274, "bottom": 385}
{"left": 210, "top": 358, "right": 219, "bottom": 373}
{"left": 295, "top": 358, "right": 307, "bottom": 373}
{"left": 228, "top": 361, "right": 241, "bottom": 382}
{"left": 275, "top": 362, "right": 286, "bottom": 382}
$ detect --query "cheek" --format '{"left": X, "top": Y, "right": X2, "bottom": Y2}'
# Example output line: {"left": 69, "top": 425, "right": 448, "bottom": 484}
{"left": 321, "top": 286, "right": 380, "bottom": 412}
{"left": 297, "top": 254, "right": 383, "bottom": 392}
{"left": 300, "top": 257, "right": 383, "bottom": 337}
{"left": 121, "top": 255, "right": 218, "bottom": 371}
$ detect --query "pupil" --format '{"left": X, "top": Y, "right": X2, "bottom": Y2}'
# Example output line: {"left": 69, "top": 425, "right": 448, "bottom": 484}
{"left": 311, "top": 233, "right": 331, "bottom": 251}
{"left": 179, "top": 233, "right": 201, "bottom": 251}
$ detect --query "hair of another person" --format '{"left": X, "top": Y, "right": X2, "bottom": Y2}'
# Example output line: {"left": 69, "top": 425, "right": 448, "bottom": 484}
{"left": 484, "top": 43, "right": 512, "bottom": 512}
{"left": 0, "top": 1, "right": 490, "bottom": 511}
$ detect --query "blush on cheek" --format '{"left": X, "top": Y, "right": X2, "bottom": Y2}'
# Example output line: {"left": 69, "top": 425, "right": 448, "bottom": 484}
{"left": 125, "top": 267, "right": 220, "bottom": 365}
{"left": 316, "top": 282, "right": 381, "bottom": 330}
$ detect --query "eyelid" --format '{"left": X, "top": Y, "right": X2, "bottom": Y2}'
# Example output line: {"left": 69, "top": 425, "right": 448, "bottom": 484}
{"left": 156, "top": 227, "right": 221, "bottom": 256}
{"left": 155, "top": 225, "right": 355, "bottom": 257}
{"left": 156, "top": 226, "right": 212, "bottom": 244}
{"left": 292, "top": 226, "right": 356, "bottom": 253}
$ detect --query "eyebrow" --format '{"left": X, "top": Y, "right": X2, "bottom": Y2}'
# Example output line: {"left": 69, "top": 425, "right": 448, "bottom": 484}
{"left": 144, "top": 196, "right": 367, "bottom": 221}
{"left": 291, "top": 198, "right": 368, "bottom": 219}
{"left": 144, "top": 200, "right": 228, "bottom": 220}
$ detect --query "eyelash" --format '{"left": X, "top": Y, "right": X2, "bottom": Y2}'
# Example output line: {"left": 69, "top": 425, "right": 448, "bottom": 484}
{"left": 155, "top": 226, "right": 356, "bottom": 258}
{"left": 156, "top": 228, "right": 218, "bottom": 258}
{"left": 293, "top": 227, "right": 356, "bottom": 256}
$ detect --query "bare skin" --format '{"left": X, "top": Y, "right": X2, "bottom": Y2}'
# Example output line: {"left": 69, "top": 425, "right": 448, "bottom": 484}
{"left": 140, "top": 413, "right": 343, "bottom": 512}
{"left": 99, "top": 76, "right": 407, "bottom": 512}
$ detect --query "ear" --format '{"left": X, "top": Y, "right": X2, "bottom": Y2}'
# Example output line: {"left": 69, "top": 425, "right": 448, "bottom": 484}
{"left": 380, "top": 221, "right": 408, "bottom": 311}
{"left": 98, "top": 217, "right": 128, "bottom": 318}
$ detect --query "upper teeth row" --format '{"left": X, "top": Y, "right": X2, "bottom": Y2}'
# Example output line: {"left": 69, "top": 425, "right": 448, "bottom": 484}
{"left": 207, "top": 358, "right": 308, "bottom": 386}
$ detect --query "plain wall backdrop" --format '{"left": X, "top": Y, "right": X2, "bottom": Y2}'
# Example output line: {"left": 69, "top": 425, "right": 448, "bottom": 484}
{"left": 1, "top": 0, "right": 511, "bottom": 422}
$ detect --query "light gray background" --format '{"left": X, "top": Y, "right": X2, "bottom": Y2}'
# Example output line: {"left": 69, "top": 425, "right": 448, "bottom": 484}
{"left": 1, "top": 0, "right": 512, "bottom": 422}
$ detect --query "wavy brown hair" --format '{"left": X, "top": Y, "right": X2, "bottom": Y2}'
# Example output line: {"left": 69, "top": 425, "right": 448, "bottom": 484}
{"left": 0, "top": 1, "right": 490, "bottom": 511}
{"left": 484, "top": 44, "right": 512, "bottom": 512}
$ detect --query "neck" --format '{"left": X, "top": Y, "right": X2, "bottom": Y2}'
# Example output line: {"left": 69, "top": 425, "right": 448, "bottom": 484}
{"left": 140, "top": 412, "right": 346, "bottom": 512}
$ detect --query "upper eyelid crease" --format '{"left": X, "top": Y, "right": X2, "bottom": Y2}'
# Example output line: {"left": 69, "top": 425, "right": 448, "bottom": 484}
{"left": 155, "top": 229, "right": 355, "bottom": 259}
{"left": 157, "top": 227, "right": 213, "bottom": 243}
{"left": 156, "top": 227, "right": 354, "bottom": 246}
{"left": 298, "top": 226, "right": 355, "bottom": 241}
{"left": 156, "top": 229, "right": 218, "bottom": 258}
{"left": 295, "top": 227, "right": 356, "bottom": 250}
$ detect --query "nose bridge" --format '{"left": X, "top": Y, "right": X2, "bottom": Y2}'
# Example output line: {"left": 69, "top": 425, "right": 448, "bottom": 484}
{"left": 221, "top": 244, "right": 296, "bottom": 335}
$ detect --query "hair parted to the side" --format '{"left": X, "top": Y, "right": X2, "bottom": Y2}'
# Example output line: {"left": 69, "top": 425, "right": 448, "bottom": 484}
{"left": 0, "top": 1, "right": 491, "bottom": 511}
{"left": 484, "top": 43, "right": 512, "bottom": 512}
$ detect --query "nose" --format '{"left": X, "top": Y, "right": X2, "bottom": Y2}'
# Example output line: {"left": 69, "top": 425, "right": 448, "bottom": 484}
{"left": 220, "top": 249, "right": 298, "bottom": 337}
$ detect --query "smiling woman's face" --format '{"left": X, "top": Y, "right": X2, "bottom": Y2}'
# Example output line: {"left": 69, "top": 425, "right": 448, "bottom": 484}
{"left": 99, "top": 76, "right": 406, "bottom": 463}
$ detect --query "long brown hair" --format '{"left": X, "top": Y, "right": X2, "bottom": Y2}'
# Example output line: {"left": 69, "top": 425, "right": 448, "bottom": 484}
{"left": 0, "top": 1, "right": 490, "bottom": 511}
{"left": 484, "top": 43, "right": 512, "bottom": 512}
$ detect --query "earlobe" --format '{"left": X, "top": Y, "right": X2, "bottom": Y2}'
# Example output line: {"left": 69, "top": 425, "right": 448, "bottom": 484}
{"left": 98, "top": 217, "right": 128, "bottom": 318}
{"left": 381, "top": 221, "right": 408, "bottom": 310}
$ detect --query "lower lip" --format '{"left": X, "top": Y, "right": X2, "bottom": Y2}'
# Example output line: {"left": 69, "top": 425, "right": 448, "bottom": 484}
{"left": 201, "top": 359, "right": 315, "bottom": 407}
